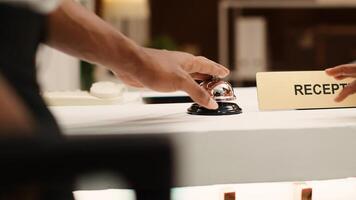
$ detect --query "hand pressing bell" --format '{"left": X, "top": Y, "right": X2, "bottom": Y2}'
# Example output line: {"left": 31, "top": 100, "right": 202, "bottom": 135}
{"left": 187, "top": 78, "right": 242, "bottom": 115}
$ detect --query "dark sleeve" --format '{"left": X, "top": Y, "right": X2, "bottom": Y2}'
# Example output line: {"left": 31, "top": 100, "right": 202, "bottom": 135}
{"left": 0, "top": 4, "right": 62, "bottom": 137}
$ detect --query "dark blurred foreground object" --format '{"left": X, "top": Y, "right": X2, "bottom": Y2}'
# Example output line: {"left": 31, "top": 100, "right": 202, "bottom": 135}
{"left": 0, "top": 134, "right": 173, "bottom": 200}
{"left": 0, "top": 4, "right": 61, "bottom": 134}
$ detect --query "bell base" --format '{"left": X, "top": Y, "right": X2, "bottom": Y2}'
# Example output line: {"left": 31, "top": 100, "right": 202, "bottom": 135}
{"left": 187, "top": 102, "right": 242, "bottom": 116}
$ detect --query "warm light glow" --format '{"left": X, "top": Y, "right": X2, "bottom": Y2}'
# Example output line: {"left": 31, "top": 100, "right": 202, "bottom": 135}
{"left": 103, "top": 0, "right": 149, "bottom": 20}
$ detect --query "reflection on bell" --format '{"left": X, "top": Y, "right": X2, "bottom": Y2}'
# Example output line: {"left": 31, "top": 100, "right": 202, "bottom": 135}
{"left": 187, "top": 79, "right": 242, "bottom": 115}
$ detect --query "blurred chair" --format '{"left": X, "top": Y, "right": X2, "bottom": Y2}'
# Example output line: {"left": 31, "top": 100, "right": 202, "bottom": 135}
{"left": 0, "top": 134, "right": 173, "bottom": 200}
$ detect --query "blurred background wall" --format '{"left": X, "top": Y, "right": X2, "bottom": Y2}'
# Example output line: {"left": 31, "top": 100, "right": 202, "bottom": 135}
{"left": 36, "top": 0, "right": 356, "bottom": 90}
{"left": 151, "top": 0, "right": 356, "bottom": 86}
{"left": 150, "top": 0, "right": 219, "bottom": 61}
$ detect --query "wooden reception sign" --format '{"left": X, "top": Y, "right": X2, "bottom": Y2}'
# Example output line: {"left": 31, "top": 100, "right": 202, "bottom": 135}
{"left": 256, "top": 71, "right": 356, "bottom": 110}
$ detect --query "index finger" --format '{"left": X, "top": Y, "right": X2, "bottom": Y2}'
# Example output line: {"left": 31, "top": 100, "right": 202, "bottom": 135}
{"left": 180, "top": 76, "right": 219, "bottom": 110}
{"left": 325, "top": 64, "right": 356, "bottom": 77}
{"left": 187, "top": 56, "right": 230, "bottom": 78}
{"left": 335, "top": 81, "right": 356, "bottom": 102}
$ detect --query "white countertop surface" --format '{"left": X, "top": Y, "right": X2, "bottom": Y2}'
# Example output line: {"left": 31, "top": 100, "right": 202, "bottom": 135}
{"left": 51, "top": 88, "right": 356, "bottom": 134}
{"left": 50, "top": 88, "right": 356, "bottom": 186}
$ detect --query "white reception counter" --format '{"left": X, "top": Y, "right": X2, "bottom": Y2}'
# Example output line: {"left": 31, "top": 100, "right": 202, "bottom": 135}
{"left": 50, "top": 88, "right": 356, "bottom": 186}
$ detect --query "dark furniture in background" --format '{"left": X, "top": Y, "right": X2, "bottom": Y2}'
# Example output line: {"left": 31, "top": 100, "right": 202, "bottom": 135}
{"left": 0, "top": 135, "right": 173, "bottom": 200}
{"left": 241, "top": 8, "right": 356, "bottom": 71}
{"left": 150, "top": 0, "right": 220, "bottom": 62}
{"left": 149, "top": 0, "right": 356, "bottom": 86}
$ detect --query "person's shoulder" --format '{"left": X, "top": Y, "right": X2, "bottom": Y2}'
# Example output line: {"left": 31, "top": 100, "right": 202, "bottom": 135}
{"left": 0, "top": 0, "right": 61, "bottom": 14}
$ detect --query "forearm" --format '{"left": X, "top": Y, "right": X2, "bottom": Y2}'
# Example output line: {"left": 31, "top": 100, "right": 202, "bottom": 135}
{"left": 44, "top": 0, "right": 228, "bottom": 109}
{"left": 45, "top": 0, "right": 143, "bottom": 74}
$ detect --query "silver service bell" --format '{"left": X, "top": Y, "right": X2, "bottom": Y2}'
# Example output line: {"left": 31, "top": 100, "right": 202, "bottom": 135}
{"left": 200, "top": 79, "right": 236, "bottom": 102}
{"left": 187, "top": 78, "right": 242, "bottom": 115}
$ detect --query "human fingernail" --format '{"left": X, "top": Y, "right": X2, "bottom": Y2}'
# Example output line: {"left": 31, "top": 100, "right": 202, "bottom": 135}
{"left": 208, "top": 98, "right": 219, "bottom": 110}
{"left": 219, "top": 71, "right": 229, "bottom": 78}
